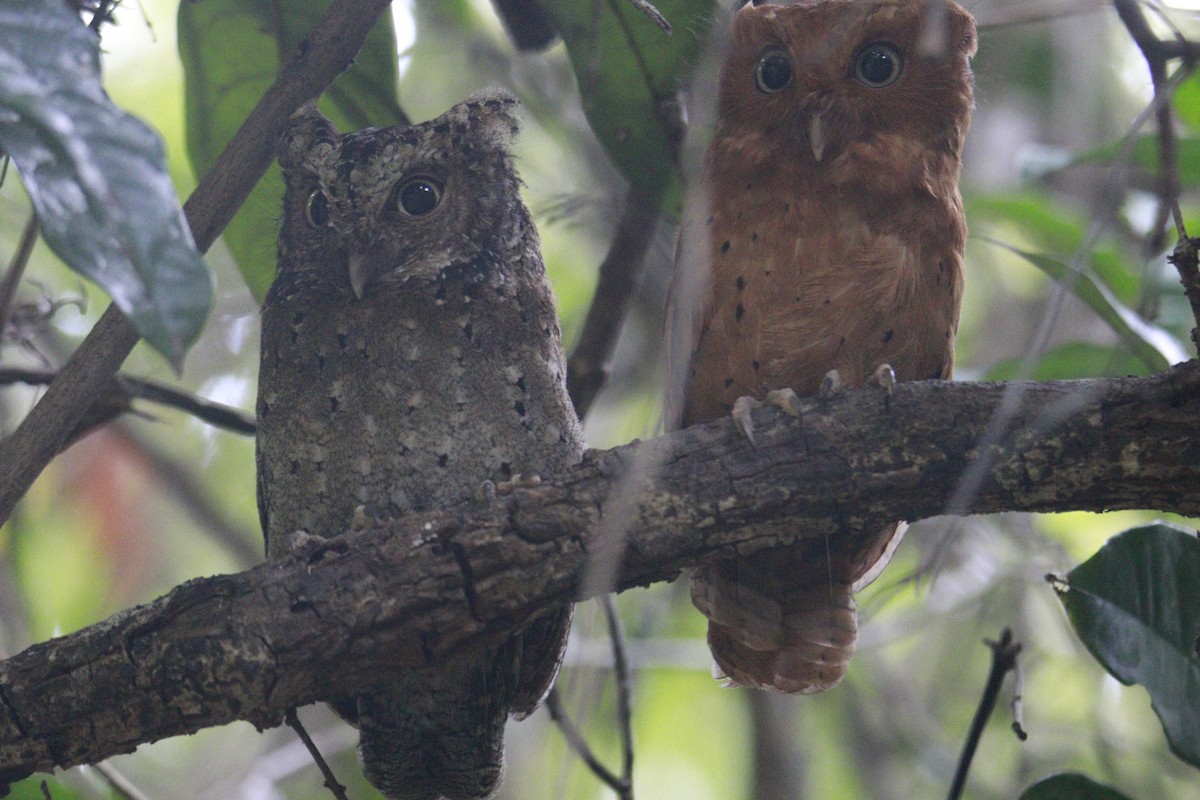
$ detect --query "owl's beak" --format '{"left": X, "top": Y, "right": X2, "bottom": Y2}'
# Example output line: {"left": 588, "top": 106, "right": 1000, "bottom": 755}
{"left": 808, "top": 114, "right": 828, "bottom": 162}
{"left": 348, "top": 253, "right": 369, "bottom": 299}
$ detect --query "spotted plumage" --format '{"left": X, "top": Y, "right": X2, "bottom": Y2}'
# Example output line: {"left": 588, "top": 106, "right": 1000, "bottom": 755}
{"left": 256, "top": 91, "right": 583, "bottom": 799}
{"left": 667, "top": 0, "right": 975, "bottom": 693}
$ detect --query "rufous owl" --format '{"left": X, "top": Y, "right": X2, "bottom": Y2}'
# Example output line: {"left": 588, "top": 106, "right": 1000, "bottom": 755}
{"left": 256, "top": 92, "right": 584, "bottom": 799}
{"left": 667, "top": 0, "right": 975, "bottom": 693}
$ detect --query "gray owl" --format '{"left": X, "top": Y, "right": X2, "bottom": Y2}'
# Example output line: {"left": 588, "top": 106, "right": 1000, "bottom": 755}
{"left": 256, "top": 91, "right": 585, "bottom": 800}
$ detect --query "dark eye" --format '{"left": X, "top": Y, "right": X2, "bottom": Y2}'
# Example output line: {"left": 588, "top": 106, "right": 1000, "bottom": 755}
{"left": 754, "top": 48, "right": 793, "bottom": 93}
{"left": 396, "top": 178, "right": 442, "bottom": 217}
{"left": 854, "top": 43, "right": 903, "bottom": 88}
{"left": 305, "top": 189, "right": 331, "bottom": 228}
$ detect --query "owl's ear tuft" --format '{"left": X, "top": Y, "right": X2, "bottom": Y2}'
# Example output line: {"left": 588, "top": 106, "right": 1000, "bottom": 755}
{"left": 279, "top": 103, "right": 340, "bottom": 169}
{"left": 448, "top": 89, "right": 522, "bottom": 155}
{"left": 945, "top": 1, "right": 977, "bottom": 59}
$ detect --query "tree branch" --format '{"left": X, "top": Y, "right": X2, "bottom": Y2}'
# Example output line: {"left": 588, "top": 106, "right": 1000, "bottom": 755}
{"left": 2, "top": 365, "right": 1200, "bottom": 787}
{"left": 1112, "top": 0, "right": 1200, "bottom": 350}
{"left": 0, "top": 0, "right": 395, "bottom": 527}
{"left": 0, "top": 367, "right": 256, "bottom": 437}
{"left": 0, "top": 213, "right": 39, "bottom": 339}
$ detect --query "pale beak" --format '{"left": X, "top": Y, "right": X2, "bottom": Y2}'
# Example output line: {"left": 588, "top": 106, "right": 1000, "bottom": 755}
{"left": 348, "top": 252, "right": 368, "bottom": 300}
{"left": 808, "top": 113, "right": 827, "bottom": 162}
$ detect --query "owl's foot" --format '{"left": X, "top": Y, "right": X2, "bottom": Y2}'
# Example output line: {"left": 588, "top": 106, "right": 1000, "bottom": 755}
{"left": 287, "top": 529, "right": 344, "bottom": 562}
{"left": 766, "top": 387, "right": 802, "bottom": 416}
{"left": 731, "top": 389, "right": 801, "bottom": 447}
{"left": 871, "top": 363, "right": 896, "bottom": 411}
{"left": 820, "top": 369, "right": 844, "bottom": 401}
{"left": 351, "top": 505, "right": 377, "bottom": 531}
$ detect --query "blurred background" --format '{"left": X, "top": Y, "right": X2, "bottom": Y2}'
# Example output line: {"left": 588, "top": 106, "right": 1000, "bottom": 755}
{"left": 1, "top": 0, "right": 1198, "bottom": 797}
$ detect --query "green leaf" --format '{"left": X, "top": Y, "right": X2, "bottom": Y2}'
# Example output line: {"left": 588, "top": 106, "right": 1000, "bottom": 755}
{"left": 539, "top": 0, "right": 718, "bottom": 215}
{"left": 1019, "top": 773, "right": 1135, "bottom": 800}
{"left": 1056, "top": 523, "right": 1200, "bottom": 768}
{"left": 969, "top": 195, "right": 1140, "bottom": 304}
{"left": 0, "top": 0, "right": 212, "bottom": 367}
{"left": 1173, "top": 71, "right": 1200, "bottom": 132}
{"left": 1073, "top": 135, "right": 1200, "bottom": 190}
{"left": 979, "top": 238, "right": 1182, "bottom": 372}
{"left": 178, "top": 0, "right": 405, "bottom": 301}
{"left": 3, "top": 777, "right": 89, "bottom": 800}
{"left": 983, "top": 342, "right": 1150, "bottom": 381}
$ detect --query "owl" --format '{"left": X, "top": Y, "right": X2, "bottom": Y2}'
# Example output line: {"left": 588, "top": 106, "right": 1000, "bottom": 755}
{"left": 666, "top": 0, "right": 975, "bottom": 693}
{"left": 256, "top": 91, "right": 585, "bottom": 800}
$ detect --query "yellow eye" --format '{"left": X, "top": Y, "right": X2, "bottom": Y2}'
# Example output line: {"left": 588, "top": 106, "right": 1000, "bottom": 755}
{"left": 854, "top": 43, "right": 903, "bottom": 88}
{"left": 755, "top": 47, "right": 793, "bottom": 93}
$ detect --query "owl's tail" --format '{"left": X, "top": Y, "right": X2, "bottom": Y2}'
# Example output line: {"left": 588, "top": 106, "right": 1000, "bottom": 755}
{"left": 689, "top": 523, "right": 905, "bottom": 694}
{"left": 355, "top": 668, "right": 510, "bottom": 800}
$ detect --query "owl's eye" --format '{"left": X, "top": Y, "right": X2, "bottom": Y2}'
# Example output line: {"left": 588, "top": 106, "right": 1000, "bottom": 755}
{"left": 396, "top": 178, "right": 443, "bottom": 217}
{"left": 305, "top": 189, "right": 331, "bottom": 228}
{"left": 854, "top": 43, "right": 903, "bottom": 88}
{"left": 754, "top": 48, "right": 793, "bottom": 93}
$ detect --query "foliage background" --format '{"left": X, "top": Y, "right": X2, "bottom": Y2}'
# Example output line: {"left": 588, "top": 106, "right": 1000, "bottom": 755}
{"left": 0, "top": 0, "right": 1198, "bottom": 798}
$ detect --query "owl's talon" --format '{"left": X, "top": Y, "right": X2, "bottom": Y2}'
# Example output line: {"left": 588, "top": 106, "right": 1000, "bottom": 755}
{"left": 351, "top": 505, "right": 376, "bottom": 532}
{"left": 872, "top": 363, "right": 896, "bottom": 411}
{"left": 731, "top": 395, "right": 761, "bottom": 446}
{"left": 764, "top": 388, "right": 802, "bottom": 417}
{"left": 820, "top": 370, "right": 843, "bottom": 400}
{"left": 872, "top": 363, "right": 896, "bottom": 394}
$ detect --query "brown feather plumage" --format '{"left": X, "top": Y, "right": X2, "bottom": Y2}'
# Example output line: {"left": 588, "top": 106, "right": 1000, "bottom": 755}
{"left": 668, "top": 0, "right": 975, "bottom": 693}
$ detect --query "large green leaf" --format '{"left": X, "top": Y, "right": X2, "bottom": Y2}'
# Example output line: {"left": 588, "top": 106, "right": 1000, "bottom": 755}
{"left": 980, "top": 238, "right": 1183, "bottom": 372}
{"left": 0, "top": 0, "right": 212, "bottom": 367}
{"left": 539, "top": 0, "right": 718, "bottom": 214}
{"left": 1056, "top": 523, "right": 1200, "bottom": 768}
{"left": 983, "top": 341, "right": 1150, "bottom": 381}
{"left": 179, "top": 0, "right": 405, "bottom": 300}
{"left": 969, "top": 195, "right": 1140, "bottom": 305}
{"left": 1019, "top": 773, "right": 1134, "bottom": 800}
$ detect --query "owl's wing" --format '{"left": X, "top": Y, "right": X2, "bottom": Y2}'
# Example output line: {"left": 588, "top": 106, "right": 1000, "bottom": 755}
{"left": 510, "top": 604, "right": 574, "bottom": 718}
{"left": 663, "top": 188, "right": 716, "bottom": 431}
{"left": 255, "top": 444, "right": 270, "bottom": 555}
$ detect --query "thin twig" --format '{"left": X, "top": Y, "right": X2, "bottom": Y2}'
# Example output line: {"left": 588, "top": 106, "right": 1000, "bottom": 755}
{"left": 566, "top": 188, "right": 661, "bottom": 419}
{"left": 285, "top": 708, "right": 350, "bottom": 800}
{"left": 90, "top": 762, "right": 152, "bottom": 800}
{"left": 600, "top": 595, "right": 635, "bottom": 793}
{"left": 545, "top": 690, "right": 629, "bottom": 795}
{"left": 1113, "top": 0, "right": 1188, "bottom": 240}
{"left": 625, "top": 0, "right": 671, "bottom": 33}
{"left": 86, "top": 0, "right": 117, "bottom": 32}
{"left": 947, "top": 629, "right": 1023, "bottom": 800}
{"left": 1108, "top": 0, "right": 1200, "bottom": 350}
{"left": 123, "top": 376, "right": 256, "bottom": 434}
{"left": 0, "top": 367, "right": 255, "bottom": 435}
{"left": 0, "top": 0, "right": 396, "bottom": 526}
{"left": 546, "top": 596, "right": 635, "bottom": 799}
{"left": 1112, "top": 0, "right": 1200, "bottom": 347}
{"left": 1010, "top": 653, "right": 1028, "bottom": 741}
{"left": 0, "top": 214, "right": 38, "bottom": 339}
